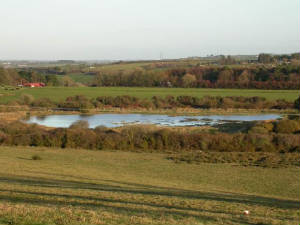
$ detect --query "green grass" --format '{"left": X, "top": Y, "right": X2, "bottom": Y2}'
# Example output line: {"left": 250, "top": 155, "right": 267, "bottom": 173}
{"left": 0, "top": 146, "right": 299, "bottom": 225}
{"left": 69, "top": 74, "right": 94, "bottom": 84}
{"left": 57, "top": 73, "right": 95, "bottom": 85}
{"left": 0, "top": 86, "right": 299, "bottom": 104}
{"left": 96, "top": 62, "right": 153, "bottom": 71}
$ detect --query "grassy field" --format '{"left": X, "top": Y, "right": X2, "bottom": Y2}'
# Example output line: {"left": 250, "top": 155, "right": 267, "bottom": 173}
{"left": 0, "top": 146, "right": 299, "bottom": 225}
{"left": 0, "top": 86, "right": 299, "bottom": 104}
{"left": 88, "top": 60, "right": 203, "bottom": 73}
{"left": 56, "top": 74, "right": 95, "bottom": 85}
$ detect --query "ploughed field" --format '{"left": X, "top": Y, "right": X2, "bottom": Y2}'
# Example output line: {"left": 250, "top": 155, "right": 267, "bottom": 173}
{"left": 0, "top": 87, "right": 299, "bottom": 104}
{"left": 0, "top": 147, "right": 299, "bottom": 225}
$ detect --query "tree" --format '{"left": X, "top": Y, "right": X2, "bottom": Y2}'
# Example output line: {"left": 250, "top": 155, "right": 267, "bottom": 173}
{"left": 237, "top": 70, "right": 252, "bottom": 85}
{"left": 294, "top": 96, "right": 300, "bottom": 110}
{"left": 62, "top": 76, "right": 77, "bottom": 87}
{"left": 18, "top": 71, "right": 45, "bottom": 83}
{"left": 219, "top": 55, "right": 236, "bottom": 65}
{"left": 291, "top": 53, "right": 300, "bottom": 60}
{"left": 275, "top": 119, "right": 300, "bottom": 133}
{"left": 45, "top": 75, "right": 59, "bottom": 86}
{"left": 182, "top": 74, "right": 197, "bottom": 87}
{"left": 258, "top": 54, "right": 274, "bottom": 64}
{"left": 69, "top": 120, "right": 89, "bottom": 129}
{"left": 0, "top": 68, "right": 22, "bottom": 85}
{"left": 0, "top": 67, "right": 10, "bottom": 85}
{"left": 218, "top": 68, "right": 234, "bottom": 82}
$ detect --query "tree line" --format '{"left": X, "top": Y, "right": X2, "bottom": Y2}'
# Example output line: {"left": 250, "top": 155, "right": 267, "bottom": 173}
{"left": 92, "top": 64, "right": 300, "bottom": 89}
{"left": 15, "top": 94, "right": 299, "bottom": 110}
{"left": 0, "top": 68, "right": 59, "bottom": 86}
{"left": 1, "top": 62, "right": 300, "bottom": 89}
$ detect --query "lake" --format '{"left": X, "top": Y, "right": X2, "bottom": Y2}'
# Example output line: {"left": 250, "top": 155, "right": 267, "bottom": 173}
{"left": 25, "top": 113, "right": 281, "bottom": 128}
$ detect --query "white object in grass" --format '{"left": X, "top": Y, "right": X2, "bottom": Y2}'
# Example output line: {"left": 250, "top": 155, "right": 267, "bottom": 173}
{"left": 243, "top": 210, "right": 250, "bottom": 215}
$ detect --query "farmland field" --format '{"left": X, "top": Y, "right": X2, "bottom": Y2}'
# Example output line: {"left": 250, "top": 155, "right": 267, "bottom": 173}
{"left": 0, "top": 86, "right": 299, "bottom": 104}
{"left": 0, "top": 147, "right": 299, "bottom": 225}
{"left": 56, "top": 74, "right": 95, "bottom": 85}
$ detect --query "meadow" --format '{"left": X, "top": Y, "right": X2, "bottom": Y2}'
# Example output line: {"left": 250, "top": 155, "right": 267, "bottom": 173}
{"left": 0, "top": 86, "right": 299, "bottom": 104}
{"left": 56, "top": 74, "right": 95, "bottom": 85}
{"left": 0, "top": 146, "right": 299, "bottom": 225}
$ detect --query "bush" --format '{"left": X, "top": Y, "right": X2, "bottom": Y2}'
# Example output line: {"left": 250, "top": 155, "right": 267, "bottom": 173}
{"left": 0, "top": 120, "right": 299, "bottom": 154}
{"left": 249, "top": 135, "right": 276, "bottom": 152}
{"left": 60, "top": 95, "right": 93, "bottom": 109}
{"left": 69, "top": 120, "right": 89, "bottom": 129}
{"left": 20, "top": 94, "right": 35, "bottom": 105}
{"left": 274, "top": 119, "right": 300, "bottom": 134}
{"left": 32, "top": 154, "right": 42, "bottom": 160}
{"left": 31, "top": 98, "right": 55, "bottom": 108}
{"left": 94, "top": 125, "right": 108, "bottom": 133}
{"left": 294, "top": 96, "right": 300, "bottom": 109}
{"left": 248, "top": 126, "right": 269, "bottom": 134}
{"left": 13, "top": 93, "right": 298, "bottom": 110}
{"left": 261, "top": 122, "right": 274, "bottom": 132}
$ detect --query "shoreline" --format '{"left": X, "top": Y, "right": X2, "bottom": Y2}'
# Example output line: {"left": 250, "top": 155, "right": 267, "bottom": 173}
{"left": 0, "top": 106, "right": 296, "bottom": 126}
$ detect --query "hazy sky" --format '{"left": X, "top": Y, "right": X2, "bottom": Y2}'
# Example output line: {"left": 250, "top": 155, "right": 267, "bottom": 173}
{"left": 1, "top": 0, "right": 299, "bottom": 60}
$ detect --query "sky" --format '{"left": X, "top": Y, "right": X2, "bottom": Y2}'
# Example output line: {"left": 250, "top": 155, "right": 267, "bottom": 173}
{"left": 0, "top": 0, "right": 299, "bottom": 60}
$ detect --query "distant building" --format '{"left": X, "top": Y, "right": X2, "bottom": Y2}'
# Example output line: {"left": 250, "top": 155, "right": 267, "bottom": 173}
{"left": 23, "top": 82, "right": 45, "bottom": 88}
{"left": 17, "top": 64, "right": 28, "bottom": 68}
{"left": 248, "top": 59, "right": 258, "bottom": 64}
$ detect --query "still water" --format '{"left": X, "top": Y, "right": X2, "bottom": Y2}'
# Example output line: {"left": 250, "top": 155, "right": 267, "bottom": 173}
{"left": 25, "top": 113, "right": 281, "bottom": 128}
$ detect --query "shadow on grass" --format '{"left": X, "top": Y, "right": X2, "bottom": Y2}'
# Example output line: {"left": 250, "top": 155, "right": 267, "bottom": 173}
{"left": 0, "top": 190, "right": 267, "bottom": 225}
{"left": 0, "top": 187, "right": 232, "bottom": 215}
{"left": 0, "top": 193, "right": 217, "bottom": 224}
{"left": 0, "top": 174, "right": 298, "bottom": 210}
{"left": 16, "top": 157, "right": 32, "bottom": 161}
{"left": 0, "top": 174, "right": 298, "bottom": 225}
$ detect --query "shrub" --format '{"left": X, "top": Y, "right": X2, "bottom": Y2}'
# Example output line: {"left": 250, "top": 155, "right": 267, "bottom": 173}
{"left": 274, "top": 119, "right": 300, "bottom": 134}
{"left": 32, "top": 154, "right": 42, "bottom": 160}
{"left": 31, "top": 98, "right": 55, "bottom": 108}
{"left": 0, "top": 131, "right": 8, "bottom": 144}
{"left": 251, "top": 135, "right": 276, "bottom": 152}
{"left": 248, "top": 126, "right": 269, "bottom": 134}
{"left": 69, "top": 120, "right": 89, "bottom": 129}
{"left": 0, "top": 120, "right": 299, "bottom": 154}
{"left": 261, "top": 122, "right": 274, "bottom": 132}
{"left": 274, "top": 134, "right": 300, "bottom": 153}
{"left": 20, "top": 94, "right": 35, "bottom": 105}
{"left": 94, "top": 125, "right": 108, "bottom": 133}
{"left": 294, "top": 96, "right": 300, "bottom": 109}
{"left": 60, "top": 95, "right": 93, "bottom": 109}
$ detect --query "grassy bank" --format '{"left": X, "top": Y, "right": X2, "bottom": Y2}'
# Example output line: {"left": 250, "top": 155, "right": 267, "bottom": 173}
{"left": 0, "top": 147, "right": 299, "bottom": 225}
{"left": 0, "top": 87, "right": 299, "bottom": 104}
